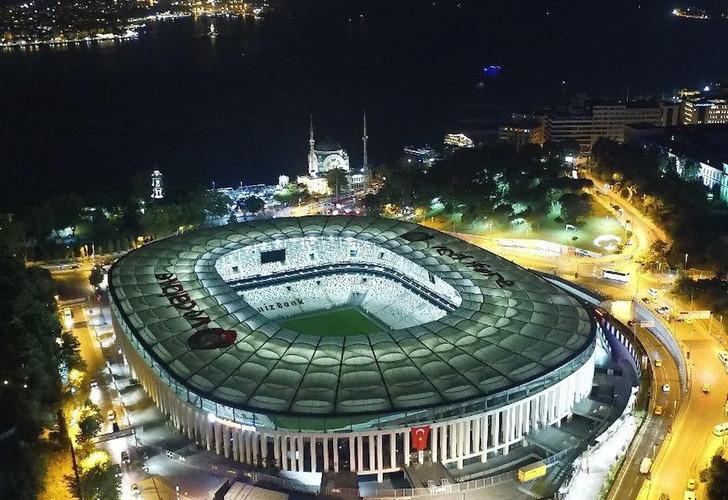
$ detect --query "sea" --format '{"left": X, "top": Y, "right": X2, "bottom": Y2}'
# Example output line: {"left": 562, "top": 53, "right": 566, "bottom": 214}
{"left": 1, "top": 0, "right": 727, "bottom": 210}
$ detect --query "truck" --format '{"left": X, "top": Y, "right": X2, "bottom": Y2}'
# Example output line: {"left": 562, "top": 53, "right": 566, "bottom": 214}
{"left": 639, "top": 457, "right": 652, "bottom": 474}
{"left": 517, "top": 461, "right": 547, "bottom": 483}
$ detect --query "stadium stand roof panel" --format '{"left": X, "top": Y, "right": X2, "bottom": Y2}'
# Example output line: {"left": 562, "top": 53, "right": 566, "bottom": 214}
{"left": 109, "top": 216, "right": 595, "bottom": 417}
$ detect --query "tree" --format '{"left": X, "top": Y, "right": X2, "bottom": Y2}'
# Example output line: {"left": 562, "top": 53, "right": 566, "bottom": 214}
{"left": 50, "top": 194, "right": 84, "bottom": 237}
{"left": 80, "top": 462, "right": 121, "bottom": 500}
{"left": 56, "top": 331, "right": 86, "bottom": 372}
{"left": 0, "top": 258, "right": 65, "bottom": 499}
{"left": 69, "top": 451, "right": 121, "bottom": 500}
{"left": 682, "top": 159, "right": 700, "bottom": 182}
{"left": 326, "top": 168, "right": 349, "bottom": 197}
{"left": 76, "top": 400, "right": 103, "bottom": 445}
{"left": 559, "top": 192, "right": 591, "bottom": 224}
{"left": 89, "top": 265, "right": 105, "bottom": 289}
{"left": 274, "top": 183, "right": 310, "bottom": 205}
{"left": 240, "top": 196, "right": 265, "bottom": 217}
{"left": 199, "top": 190, "right": 231, "bottom": 220}
{"left": 707, "top": 455, "right": 728, "bottom": 499}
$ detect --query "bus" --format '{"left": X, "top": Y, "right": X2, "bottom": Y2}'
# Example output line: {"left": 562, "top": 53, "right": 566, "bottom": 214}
{"left": 602, "top": 269, "right": 630, "bottom": 283}
{"left": 517, "top": 461, "right": 546, "bottom": 483}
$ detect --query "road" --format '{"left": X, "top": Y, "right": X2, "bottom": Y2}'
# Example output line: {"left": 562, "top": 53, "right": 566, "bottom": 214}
{"left": 435, "top": 176, "right": 726, "bottom": 499}
{"left": 606, "top": 302, "right": 680, "bottom": 500}
{"left": 643, "top": 304, "right": 728, "bottom": 499}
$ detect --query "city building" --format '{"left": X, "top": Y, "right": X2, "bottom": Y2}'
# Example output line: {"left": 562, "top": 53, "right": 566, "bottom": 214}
{"left": 498, "top": 120, "right": 543, "bottom": 149}
{"left": 443, "top": 133, "right": 475, "bottom": 149}
{"left": 544, "top": 113, "right": 593, "bottom": 152}
{"left": 546, "top": 100, "right": 677, "bottom": 152}
{"left": 402, "top": 145, "right": 441, "bottom": 170}
{"left": 676, "top": 83, "right": 728, "bottom": 125}
{"left": 591, "top": 101, "right": 663, "bottom": 143}
{"left": 629, "top": 124, "right": 728, "bottom": 204}
{"left": 108, "top": 217, "right": 598, "bottom": 485}
{"left": 681, "top": 96, "right": 728, "bottom": 125}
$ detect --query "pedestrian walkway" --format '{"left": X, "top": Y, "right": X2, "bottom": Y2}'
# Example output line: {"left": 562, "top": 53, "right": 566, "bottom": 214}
{"left": 562, "top": 415, "right": 638, "bottom": 500}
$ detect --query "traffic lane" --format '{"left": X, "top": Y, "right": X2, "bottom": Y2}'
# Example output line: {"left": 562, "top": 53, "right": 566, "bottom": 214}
{"left": 73, "top": 306, "right": 124, "bottom": 433}
{"left": 648, "top": 339, "right": 728, "bottom": 499}
{"left": 609, "top": 327, "right": 678, "bottom": 500}
{"left": 53, "top": 269, "right": 93, "bottom": 300}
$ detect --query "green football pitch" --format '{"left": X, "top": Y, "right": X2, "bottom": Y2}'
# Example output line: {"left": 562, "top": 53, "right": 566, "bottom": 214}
{"left": 281, "top": 307, "right": 384, "bottom": 336}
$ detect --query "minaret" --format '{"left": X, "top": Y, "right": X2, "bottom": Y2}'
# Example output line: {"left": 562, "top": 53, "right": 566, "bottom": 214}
{"left": 308, "top": 114, "right": 317, "bottom": 177}
{"left": 362, "top": 109, "right": 368, "bottom": 171}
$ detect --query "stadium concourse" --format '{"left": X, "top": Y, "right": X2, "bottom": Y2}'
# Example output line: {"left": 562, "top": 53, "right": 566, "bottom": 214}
{"left": 108, "top": 216, "right": 598, "bottom": 484}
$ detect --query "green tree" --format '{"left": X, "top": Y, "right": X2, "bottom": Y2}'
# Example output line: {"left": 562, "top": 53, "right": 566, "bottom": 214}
{"left": 682, "top": 159, "right": 700, "bottom": 182}
{"left": 50, "top": 194, "right": 84, "bottom": 237}
{"left": 200, "top": 190, "right": 231, "bottom": 219}
{"left": 707, "top": 455, "right": 728, "bottom": 499}
{"left": 0, "top": 258, "right": 64, "bottom": 499}
{"left": 89, "top": 265, "right": 105, "bottom": 289}
{"left": 23, "top": 204, "right": 55, "bottom": 243}
{"left": 79, "top": 462, "right": 121, "bottom": 500}
{"left": 56, "top": 331, "right": 86, "bottom": 372}
{"left": 274, "top": 183, "right": 310, "bottom": 205}
{"left": 77, "top": 400, "right": 103, "bottom": 445}
{"left": 326, "top": 168, "right": 349, "bottom": 197}
{"left": 558, "top": 192, "right": 591, "bottom": 224}
{"left": 241, "top": 196, "right": 265, "bottom": 217}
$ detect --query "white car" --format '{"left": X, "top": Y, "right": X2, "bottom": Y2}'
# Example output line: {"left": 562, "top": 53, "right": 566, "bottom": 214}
{"left": 656, "top": 306, "right": 670, "bottom": 316}
{"left": 663, "top": 383, "right": 671, "bottom": 393}
{"left": 654, "top": 359, "right": 662, "bottom": 367}
{"left": 107, "top": 409, "right": 116, "bottom": 421}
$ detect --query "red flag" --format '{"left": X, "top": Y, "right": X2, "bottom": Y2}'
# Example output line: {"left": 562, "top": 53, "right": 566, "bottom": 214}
{"left": 410, "top": 425, "right": 431, "bottom": 451}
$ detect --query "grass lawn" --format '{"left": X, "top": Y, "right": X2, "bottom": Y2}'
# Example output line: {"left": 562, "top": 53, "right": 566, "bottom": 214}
{"left": 282, "top": 307, "right": 384, "bottom": 337}
{"left": 433, "top": 197, "right": 625, "bottom": 254}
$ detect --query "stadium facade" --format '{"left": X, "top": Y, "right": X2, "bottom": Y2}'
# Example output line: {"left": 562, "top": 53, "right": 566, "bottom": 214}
{"left": 109, "top": 216, "right": 597, "bottom": 481}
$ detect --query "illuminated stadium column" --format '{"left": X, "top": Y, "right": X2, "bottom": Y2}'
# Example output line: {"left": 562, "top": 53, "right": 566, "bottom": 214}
{"left": 115, "top": 320, "right": 594, "bottom": 482}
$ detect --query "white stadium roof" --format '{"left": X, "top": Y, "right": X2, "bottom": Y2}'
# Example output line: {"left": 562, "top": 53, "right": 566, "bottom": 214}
{"left": 109, "top": 216, "right": 595, "bottom": 418}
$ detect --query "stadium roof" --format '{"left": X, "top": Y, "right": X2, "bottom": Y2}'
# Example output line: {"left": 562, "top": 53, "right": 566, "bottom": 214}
{"left": 109, "top": 216, "right": 595, "bottom": 418}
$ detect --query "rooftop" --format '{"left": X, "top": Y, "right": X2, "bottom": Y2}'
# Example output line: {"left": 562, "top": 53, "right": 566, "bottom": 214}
{"left": 109, "top": 216, "right": 595, "bottom": 419}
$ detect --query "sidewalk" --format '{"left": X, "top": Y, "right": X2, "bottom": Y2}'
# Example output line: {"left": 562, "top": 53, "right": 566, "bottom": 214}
{"left": 563, "top": 415, "right": 638, "bottom": 500}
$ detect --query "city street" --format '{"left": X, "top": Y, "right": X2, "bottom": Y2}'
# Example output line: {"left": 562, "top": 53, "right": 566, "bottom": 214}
{"left": 443, "top": 179, "right": 728, "bottom": 499}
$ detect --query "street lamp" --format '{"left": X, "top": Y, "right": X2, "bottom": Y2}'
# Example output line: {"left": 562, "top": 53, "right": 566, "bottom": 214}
{"left": 684, "top": 253, "right": 689, "bottom": 270}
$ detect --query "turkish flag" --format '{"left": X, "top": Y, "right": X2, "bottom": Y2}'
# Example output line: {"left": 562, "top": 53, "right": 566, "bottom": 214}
{"left": 411, "top": 426, "right": 431, "bottom": 451}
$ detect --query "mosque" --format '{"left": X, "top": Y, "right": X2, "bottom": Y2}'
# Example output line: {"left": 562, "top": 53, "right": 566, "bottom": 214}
{"left": 296, "top": 112, "right": 370, "bottom": 195}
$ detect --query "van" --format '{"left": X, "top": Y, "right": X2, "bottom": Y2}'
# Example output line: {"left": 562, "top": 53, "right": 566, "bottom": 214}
{"left": 714, "top": 422, "right": 728, "bottom": 436}
{"left": 639, "top": 457, "right": 652, "bottom": 474}
{"left": 648, "top": 288, "right": 658, "bottom": 297}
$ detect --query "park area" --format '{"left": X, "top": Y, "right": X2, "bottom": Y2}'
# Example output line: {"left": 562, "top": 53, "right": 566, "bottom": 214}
{"left": 430, "top": 196, "right": 626, "bottom": 255}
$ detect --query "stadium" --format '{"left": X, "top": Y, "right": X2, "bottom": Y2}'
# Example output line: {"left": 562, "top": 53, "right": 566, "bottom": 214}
{"left": 109, "top": 216, "right": 597, "bottom": 483}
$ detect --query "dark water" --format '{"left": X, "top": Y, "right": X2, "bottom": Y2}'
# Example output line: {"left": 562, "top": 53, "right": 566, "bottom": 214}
{"left": 1, "top": 0, "right": 727, "bottom": 210}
